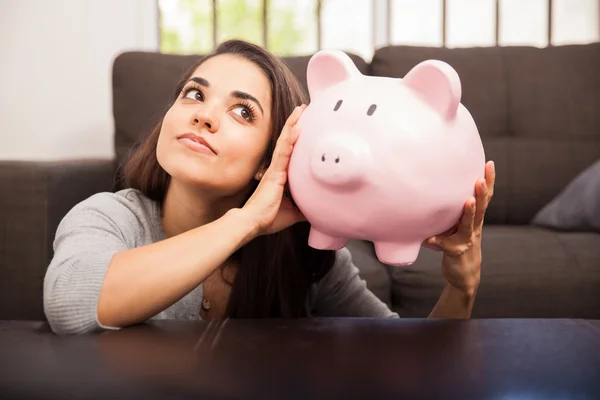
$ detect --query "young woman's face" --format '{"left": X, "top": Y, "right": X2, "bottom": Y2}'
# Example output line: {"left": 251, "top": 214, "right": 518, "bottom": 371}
{"left": 157, "top": 54, "right": 273, "bottom": 196}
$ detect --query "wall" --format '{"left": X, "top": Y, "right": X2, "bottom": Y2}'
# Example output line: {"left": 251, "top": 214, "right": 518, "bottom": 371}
{"left": 0, "top": 0, "right": 158, "bottom": 161}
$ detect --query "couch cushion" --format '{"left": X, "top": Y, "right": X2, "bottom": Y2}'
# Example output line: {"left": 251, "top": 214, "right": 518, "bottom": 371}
{"left": 112, "top": 51, "right": 369, "bottom": 173}
{"left": 383, "top": 226, "right": 600, "bottom": 319}
{"left": 505, "top": 43, "right": 600, "bottom": 142}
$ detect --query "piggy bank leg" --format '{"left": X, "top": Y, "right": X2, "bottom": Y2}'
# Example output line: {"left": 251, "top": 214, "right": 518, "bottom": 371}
{"left": 308, "top": 228, "right": 348, "bottom": 250}
{"left": 373, "top": 241, "right": 422, "bottom": 267}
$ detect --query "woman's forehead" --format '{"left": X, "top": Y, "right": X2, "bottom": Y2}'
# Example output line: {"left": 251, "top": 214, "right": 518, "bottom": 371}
{"left": 190, "top": 54, "right": 271, "bottom": 105}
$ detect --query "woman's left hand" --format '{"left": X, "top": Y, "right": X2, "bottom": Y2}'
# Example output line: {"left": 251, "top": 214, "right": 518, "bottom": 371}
{"left": 424, "top": 161, "right": 496, "bottom": 295}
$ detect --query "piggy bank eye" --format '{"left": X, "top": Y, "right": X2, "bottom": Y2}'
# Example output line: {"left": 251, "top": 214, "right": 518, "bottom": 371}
{"left": 334, "top": 100, "right": 343, "bottom": 111}
{"left": 367, "top": 104, "right": 377, "bottom": 116}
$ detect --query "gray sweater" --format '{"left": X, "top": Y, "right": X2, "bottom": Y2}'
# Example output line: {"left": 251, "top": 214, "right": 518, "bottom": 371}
{"left": 43, "top": 189, "right": 397, "bottom": 335}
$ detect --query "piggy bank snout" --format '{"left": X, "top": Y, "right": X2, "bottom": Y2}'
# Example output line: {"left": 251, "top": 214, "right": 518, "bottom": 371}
{"left": 309, "top": 135, "right": 367, "bottom": 188}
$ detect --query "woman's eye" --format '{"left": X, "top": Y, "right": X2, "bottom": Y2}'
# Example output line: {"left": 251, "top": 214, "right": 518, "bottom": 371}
{"left": 184, "top": 89, "right": 203, "bottom": 101}
{"left": 232, "top": 106, "right": 253, "bottom": 122}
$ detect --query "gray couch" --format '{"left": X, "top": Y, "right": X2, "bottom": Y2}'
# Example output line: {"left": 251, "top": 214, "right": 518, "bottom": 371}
{"left": 2, "top": 43, "right": 599, "bottom": 321}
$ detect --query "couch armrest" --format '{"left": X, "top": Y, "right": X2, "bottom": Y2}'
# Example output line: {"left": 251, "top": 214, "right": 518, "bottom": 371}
{"left": 0, "top": 159, "right": 117, "bottom": 321}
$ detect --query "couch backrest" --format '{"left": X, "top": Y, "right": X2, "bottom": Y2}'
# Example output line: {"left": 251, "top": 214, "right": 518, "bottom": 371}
{"left": 370, "top": 43, "right": 600, "bottom": 224}
{"left": 112, "top": 43, "right": 600, "bottom": 225}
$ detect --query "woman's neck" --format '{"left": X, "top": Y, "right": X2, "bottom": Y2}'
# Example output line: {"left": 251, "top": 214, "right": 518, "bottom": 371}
{"left": 161, "top": 180, "right": 249, "bottom": 238}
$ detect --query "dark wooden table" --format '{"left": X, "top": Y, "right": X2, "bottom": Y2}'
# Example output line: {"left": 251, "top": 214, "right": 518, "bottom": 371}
{"left": 1, "top": 318, "right": 599, "bottom": 399}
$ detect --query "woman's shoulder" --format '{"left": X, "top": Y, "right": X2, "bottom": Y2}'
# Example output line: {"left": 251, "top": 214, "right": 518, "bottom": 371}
{"left": 67, "top": 188, "right": 156, "bottom": 220}
{"left": 58, "top": 188, "right": 164, "bottom": 244}
{"left": 73, "top": 188, "right": 154, "bottom": 212}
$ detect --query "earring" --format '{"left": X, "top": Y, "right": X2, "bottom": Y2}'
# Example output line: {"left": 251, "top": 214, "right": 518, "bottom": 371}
{"left": 255, "top": 172, "right": 264, "bottom": 181}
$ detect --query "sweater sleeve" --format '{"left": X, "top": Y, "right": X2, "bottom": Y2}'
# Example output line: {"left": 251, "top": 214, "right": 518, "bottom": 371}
{"left": 310, "top": 247, "right": 399, "bottom": 318}
{"left": 43, "top": 193, "right": 136, "bottom": 335}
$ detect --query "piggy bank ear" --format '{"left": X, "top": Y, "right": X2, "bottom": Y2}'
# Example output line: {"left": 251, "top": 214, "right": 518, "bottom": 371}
{"left": 402, "top": 60, "right": 462, "bottom": 120}
{"left": 306, "top": 50, "right": 360, "bottom": 97}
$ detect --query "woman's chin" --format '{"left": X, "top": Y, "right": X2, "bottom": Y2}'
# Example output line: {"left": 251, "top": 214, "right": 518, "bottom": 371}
{"left": 169, "top": 170, "right": 250, "bottom": 198}
{"left": 158, "top": 154, "right": 254, "bottom": 197}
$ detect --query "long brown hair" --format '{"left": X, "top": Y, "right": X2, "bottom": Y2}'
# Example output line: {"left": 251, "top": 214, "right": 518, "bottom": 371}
{"left": 123, "top": 40, "right": 336, "bottom": 318}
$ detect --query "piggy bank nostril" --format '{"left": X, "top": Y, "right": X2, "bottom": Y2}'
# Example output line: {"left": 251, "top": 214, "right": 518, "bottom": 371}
{"left": 321, "top": 153, "right": 326, "bottom": 162}
{"left": 335, "top": 156, "right": 340, "bottom": 163}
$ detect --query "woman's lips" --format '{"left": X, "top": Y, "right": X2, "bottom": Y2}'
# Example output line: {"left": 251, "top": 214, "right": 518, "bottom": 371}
{"left": 177, "top": 133, "right": 216, "bottom": 155}
{"left": 178, "top": 137, "right": 215, "bottom": 155}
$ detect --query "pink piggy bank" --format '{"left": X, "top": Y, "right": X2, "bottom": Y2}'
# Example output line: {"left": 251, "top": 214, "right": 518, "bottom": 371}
{"left": 287, "top": 50, "right": 486, "bottom": 266}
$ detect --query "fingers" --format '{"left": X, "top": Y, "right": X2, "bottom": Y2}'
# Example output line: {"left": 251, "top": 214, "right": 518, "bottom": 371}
{"left": 439, "top": 221, "right": 460, "bottom": 237}
{"left": 267, "top": 133, "right": 294, "bottom": 183}
{"left": 289, "top": 124, "right": 301, "bottom": 146}
{"left": 473, "top": 177, "right": 489, "bottom": 228}
{"left": 268, "top": 197, "right": 307, "bottom": 234}
{"left": 485, "top": 160, "right": 496, "bottom": 201}
{"left": 286, "top": 105, "right": 305, "bottom": 129}
{"left": 427, "top": 197, "right": 476, "bottom": 256}
{"left": 470, "top": 160, "right": 495, "bottom": 228}
{"left": 458, "top": 197, "right": 476, "bottom": 241}
{"left": 424, "top": 237, "right": 443, "bottom": 251}
{"left": 273, "top": 105, "right": 303, "bottom": 152}
{"left": 265, "top": 106, "right": 305, "bottom": 181}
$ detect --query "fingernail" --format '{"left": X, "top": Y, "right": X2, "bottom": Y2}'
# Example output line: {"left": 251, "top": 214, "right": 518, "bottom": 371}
{"left": 490, "top": 161, "right": 495, "bottom": 173}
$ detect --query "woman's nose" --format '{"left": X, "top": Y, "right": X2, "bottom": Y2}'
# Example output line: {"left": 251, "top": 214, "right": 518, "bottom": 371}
{"left": 191, "top": 108, "right": 219, "bottom": 133}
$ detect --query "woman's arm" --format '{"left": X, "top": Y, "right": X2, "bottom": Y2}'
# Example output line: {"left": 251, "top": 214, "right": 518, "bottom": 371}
{"left": 43, "top": 200, "right": 255, "bottom": 335}
{"left": 96, "top": 208, "right": 254, "bottom": 329}
{"left": 428, "top": 282, "right": 476, "bottom": 318}
{"left": 425, "top": 160, "right": 495, "bottom": 319}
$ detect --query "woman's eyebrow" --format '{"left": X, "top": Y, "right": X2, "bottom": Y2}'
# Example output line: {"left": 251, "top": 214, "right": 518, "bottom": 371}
{"left": 231, "top": 90, "right": 264, "bottom": 116}
{"left": 187, "top": 77, "right": 210, "bottom": 87}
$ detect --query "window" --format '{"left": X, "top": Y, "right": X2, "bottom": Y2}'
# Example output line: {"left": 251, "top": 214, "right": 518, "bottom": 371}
{"left": 159, "top": 0, "right": 214, "bottom": 54}
{"left": 321, "top": 0, "right": 373, "bottom": 59}
{"left": 446, "top": 0, "right": 496, "bottom": 47}
{"left": 158, "top": 0, "right": 600, "bottom": 59}
{"left": 552, "top": 0, "right": 600, "bottom": 45}
{"left": 391, "top": 0, "right": 444, "bottom": 47}
{"left": 499, "top": 0, "right": 549, "bottom": 47}
{"left": 267, "top": 0, "right": 318, "bottom": 55}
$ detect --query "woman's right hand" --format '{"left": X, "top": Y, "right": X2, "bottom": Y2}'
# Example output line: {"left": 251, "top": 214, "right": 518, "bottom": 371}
{"left": 241, "top": 105, "right": 307, "bottom": 237}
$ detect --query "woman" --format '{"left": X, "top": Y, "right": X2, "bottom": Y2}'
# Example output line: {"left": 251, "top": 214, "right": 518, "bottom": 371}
{"left": 43, "top": 40, "right": 495, "bottom": 335}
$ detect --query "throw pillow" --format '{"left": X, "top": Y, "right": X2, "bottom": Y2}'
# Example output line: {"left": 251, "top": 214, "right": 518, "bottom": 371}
{"left": 532, "top": 159, "right": 600, "bottom": 232}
